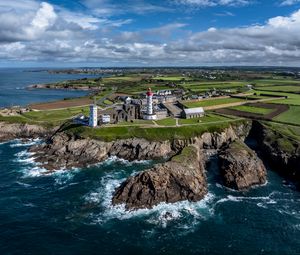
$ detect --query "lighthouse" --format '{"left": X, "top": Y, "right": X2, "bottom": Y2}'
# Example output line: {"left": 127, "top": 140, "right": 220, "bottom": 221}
{"left": 143, "top": 88, "right": 157, "bottom": 120}
{"left": 89, "top": 104, "right": 98, "bottom": 127}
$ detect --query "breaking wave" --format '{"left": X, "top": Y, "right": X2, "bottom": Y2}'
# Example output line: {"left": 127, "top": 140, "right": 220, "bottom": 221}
{"left": 9, "top": 138, "right": 42, "bottom": 148}
{"left": 83, "top": 170, "right": 215, "bottom": 230}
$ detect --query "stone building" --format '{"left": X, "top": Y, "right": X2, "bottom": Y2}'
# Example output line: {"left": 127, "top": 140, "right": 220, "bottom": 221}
{"left": 98, "top": 104, "right": 140, "bottom": 124}
{"left": 182, "top": 107, "right": 205, "bottom": 119}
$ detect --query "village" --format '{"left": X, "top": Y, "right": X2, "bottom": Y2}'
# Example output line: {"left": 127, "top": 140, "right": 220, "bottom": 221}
{"left": 74, "top": 87, "right": 206, "bottom": 128}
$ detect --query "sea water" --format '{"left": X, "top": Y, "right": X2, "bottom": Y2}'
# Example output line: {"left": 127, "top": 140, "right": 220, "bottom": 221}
{"left": 0, "top": 140, "right": 299, "bottom": 255}
{"left": 0, "top": 68, "right": 99, "bottom": 107}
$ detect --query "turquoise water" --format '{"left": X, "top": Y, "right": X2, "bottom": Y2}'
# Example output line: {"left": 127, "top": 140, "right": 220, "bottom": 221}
{"left": 0, "top": 68, "right": 98, "bottom": 107}
{"left": 0, "top": 140, "right": 299, "bottom": 255}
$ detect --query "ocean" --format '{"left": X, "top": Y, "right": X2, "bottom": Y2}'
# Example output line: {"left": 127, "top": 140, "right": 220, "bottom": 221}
{"left": 0, "top": 68, "right": 98, "bottom": 107}
{"left": 0, "top": 69, "right": 299, "bottom": 254}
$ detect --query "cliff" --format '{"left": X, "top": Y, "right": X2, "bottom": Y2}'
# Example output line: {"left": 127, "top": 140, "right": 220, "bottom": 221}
{"left": 29, "top": 123, "right": 252, "bottom": 171}
{"left": 112, "top": 146, "right": 207, "bottom": 210}
{"left": 218, "top": 140, "right": 267, "bottom": 190}
{"left": 252, "top": 122, "right": 300, "bottom": 187}
{"left": 0, "top": 122, "right": 50, "bottom": 142}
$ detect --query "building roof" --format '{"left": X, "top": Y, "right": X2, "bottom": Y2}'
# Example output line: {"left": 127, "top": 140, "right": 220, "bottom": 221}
{"left": 183, "top": 107, "right": 205, "bottom": 115}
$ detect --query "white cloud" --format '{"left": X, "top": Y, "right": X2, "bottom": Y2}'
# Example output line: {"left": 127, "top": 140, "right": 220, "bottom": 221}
{"left": 1, "top": 1, "right": 300, "bottom": 66}
{"left": 280, "top": 0, "right": 300, "bottom": 6}
{"left": 173, "top": 0, "right": 251, "bottom": 7}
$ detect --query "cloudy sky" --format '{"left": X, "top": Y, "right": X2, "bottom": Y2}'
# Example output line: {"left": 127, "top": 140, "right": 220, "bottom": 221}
{"left": 1, "top": 0, "right": 300, "bottom": 67}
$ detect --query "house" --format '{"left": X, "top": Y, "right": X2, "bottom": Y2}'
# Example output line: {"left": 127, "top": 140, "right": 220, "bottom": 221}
{"left": 182, "top": 107, "right": 205, "bottom": 119}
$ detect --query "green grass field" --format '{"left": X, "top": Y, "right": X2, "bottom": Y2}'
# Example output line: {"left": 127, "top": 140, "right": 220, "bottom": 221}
{"left": 263, "top": 121, "right": 300, "bottom": 142}
{"left": 253, "top": 79, "right": 300, "bottom": 87}
{"left": 274, "top": 106, "right": 300, "bottom": 126}
{"left": 253, "top": 90, "right": 300, "bottom": 105}
{"left": 256, "top": 85, "right": 300, "bottom": 93}
{"left": 178, "top": 113, "right": 230, "bottom": 125}
{"left": 152, "top": 76, "right": 187, "bottom": 81}
{"left": 230, "top": 105, "right": 274, "bottom": 115}
{"left": 183, "top": 81, "right": 246, "bottom": 92}
{"left": 22, "top": 107, "right": 89, "bottom": 123}
{"left": 183, "top": 97, "right": 244, "bottom": 108}
{"left": 155, "top": 118, "right": 177, "bottom": 126}
{"left": 65, "top": 119, "right": 245, "bottom": 142}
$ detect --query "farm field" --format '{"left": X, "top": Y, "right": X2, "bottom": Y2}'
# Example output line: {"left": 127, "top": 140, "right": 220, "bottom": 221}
{"left": 255, "top": 85, "right": 300, "bottom": 93}
{"left": 253, "top": 79, "right": 300, "bottom": 87}
{"left": 274, "top": 105, "right": 300, "bottom": 126}
{"left": 182, "top": 81, "right": 245, "bottom": 92}
{"left": 230, "top": 105, "right": 274, "bottom": 115}
{"left": 253, "top": 90, "right": 300, "bottom": 105}
{"left": 183, "top": 97, "right": 244, "bottom": 108}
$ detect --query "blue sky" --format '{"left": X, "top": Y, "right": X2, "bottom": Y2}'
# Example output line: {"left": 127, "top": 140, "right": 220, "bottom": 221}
{"left": 1, "top": 0, "right": 300, "bottom": 67}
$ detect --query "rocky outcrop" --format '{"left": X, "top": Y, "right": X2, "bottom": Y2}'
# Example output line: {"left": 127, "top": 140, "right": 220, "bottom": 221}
{"left": 0, "top": 122, "right": 50, "bottom": 142}
{"left": 29, "top": 123, "right": 252, "bottom": 171}
{"left": 112, "top": 146, "right": 207, "bottom": 210}
{"left": 30, "top": 133, "right": 175, "bottom": 171}
{"left": 218, "top": 140, "right": 267, "bottom": 190}
{"left": 30, "top": 122, "right": 250, "bottom": 170}
{"left": 252, "top": 121, "right": 300, "bottom": 187}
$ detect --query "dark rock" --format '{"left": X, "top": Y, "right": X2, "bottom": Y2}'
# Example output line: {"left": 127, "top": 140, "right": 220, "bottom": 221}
{"left": 0, "top": 122, "right": 50, "bottom": 142}
{"left": 112, "top": 146, "right": 207, "bottom": 210}
{"left": 252, "top": 121, "right": 300, "bottom": 187}
{"left": 218, "top": 140, "right": 267, "bottom": 190}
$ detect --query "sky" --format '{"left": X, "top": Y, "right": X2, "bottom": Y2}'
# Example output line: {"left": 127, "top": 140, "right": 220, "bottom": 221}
{"left": 1, "top": 0, "right": 300, "bottom": 67}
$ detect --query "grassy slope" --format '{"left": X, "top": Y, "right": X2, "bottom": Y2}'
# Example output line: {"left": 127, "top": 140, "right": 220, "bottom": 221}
{"left": 274, "top": 106, "right": 300, "bottom": 126}
{"left": 65, "top": 120, "right": 245, "bottom": 142}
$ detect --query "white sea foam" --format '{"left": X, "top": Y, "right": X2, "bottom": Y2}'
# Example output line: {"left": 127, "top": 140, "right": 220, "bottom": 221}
{"left": 216, "top": 194, "right": 278, "bottom": 206}
{"left": 52, "top": 168, "right": 80, "bottom": 185}
{"left": 15, "top": 181, "right": 31, "bottom": 188}
{"left": 95, "top": 156, "right": 152, "bottom": 168}
{"left": 84, "top": 171, "right": 215, "bottom": 228}
{"left": 10, "top": 138, "right": 41, "bottom": 148}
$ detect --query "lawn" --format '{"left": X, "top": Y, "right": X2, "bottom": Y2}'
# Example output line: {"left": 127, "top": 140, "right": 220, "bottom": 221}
{"left": 183, "top": 98, "right": 244, "bottom": 108}
{"left": 103, "top": 99, "right": 113, "bottom": 105}
{"left": 178, "top": 113, "right": 230, "bottom": 125}
{"left": 155, "top": 118, "right": 177, "bottom": 126}
{"left": 230, "top": 105, "right": 274, "bottom": 115}
{"left": 65, "top": 119, "right": 245, "bottom": 142}
{"left": 22, "top": 107, "right": 89, "bottom": 122}
{"left": 274, "top": 105, "right": 300, "bottom": 126}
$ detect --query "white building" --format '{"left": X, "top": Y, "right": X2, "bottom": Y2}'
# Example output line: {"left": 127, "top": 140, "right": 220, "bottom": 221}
{"left": 182, "top": 107, "right": 205, "bottom": 119}
{"left": 100, "top": 114, "right": 110, "bottom": 124}
{"left": 89, "top": 104, "right": 98, "bottom": 127}
{"left": 143, "top": 88, "right": 157, "bottom": 120}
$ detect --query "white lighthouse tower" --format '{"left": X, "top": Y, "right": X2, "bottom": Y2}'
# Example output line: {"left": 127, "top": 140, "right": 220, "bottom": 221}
{"left": 89, "top": 104, "right": 98, "bottom": 127}
{"left": 143, "top": 88, "right": 157, "bottom": 120}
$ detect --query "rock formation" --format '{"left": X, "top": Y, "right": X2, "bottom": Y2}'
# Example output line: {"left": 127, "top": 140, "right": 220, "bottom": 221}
{"left": 218, "top": 140, "right": 267, "bottom": 190}
{"left": 252, "top": 121, "right": 300, "bottom": 187}
{"left": 29, "top": 133, "right": 174, "bottom": 171}
{"left": 112, "top": 146, "right": 207, "bottom": 210}
{"left": 29, "top": 123, "right": 252, "bottom": 171}
{"left": 0, "top": 122, "right": 49, "bottom": 142}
